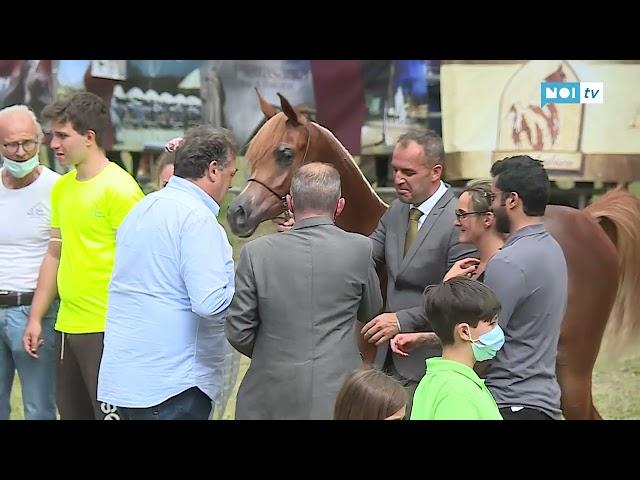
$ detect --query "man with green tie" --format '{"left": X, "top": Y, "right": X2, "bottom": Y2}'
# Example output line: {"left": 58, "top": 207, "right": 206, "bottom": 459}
{"left": 362, "top": 130, "right": 477, "bottom": 415}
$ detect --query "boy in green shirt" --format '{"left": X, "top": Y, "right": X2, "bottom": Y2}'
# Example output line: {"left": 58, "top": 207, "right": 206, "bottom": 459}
{"left": 410, "top": 278, "right": 504, "bottom": 420}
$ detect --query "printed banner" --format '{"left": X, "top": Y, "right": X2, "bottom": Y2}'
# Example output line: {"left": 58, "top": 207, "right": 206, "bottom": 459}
{"left": 441, "top": 60, "right": 640, "bottom": 176}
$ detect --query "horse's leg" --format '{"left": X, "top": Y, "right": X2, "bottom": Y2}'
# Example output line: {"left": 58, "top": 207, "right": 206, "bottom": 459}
{"left": 557, "top": 302, "right": 611, "bottom": 421}
{"left": 556, "top": 351, "right": 602, "bottom": 419}
{"left": 556, "top": 293, "right": 605, "bottom": 420}
{"left": 545, "top": 208, "right": 617, "bottom": 420}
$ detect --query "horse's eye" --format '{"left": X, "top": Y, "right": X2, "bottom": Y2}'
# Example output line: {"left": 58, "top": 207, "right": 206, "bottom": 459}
{"left": 277, "top": 146, "right": 294, "bottom": 164}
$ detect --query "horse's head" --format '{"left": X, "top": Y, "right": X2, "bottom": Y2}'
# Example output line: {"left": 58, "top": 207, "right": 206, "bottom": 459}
{"left": 227, "top": 90, "right": 313, "bottom": 237}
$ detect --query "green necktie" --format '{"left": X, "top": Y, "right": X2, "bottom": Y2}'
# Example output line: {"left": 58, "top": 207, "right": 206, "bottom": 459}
{"left": 404, "top": 208, "right": 422, "bottom": 256}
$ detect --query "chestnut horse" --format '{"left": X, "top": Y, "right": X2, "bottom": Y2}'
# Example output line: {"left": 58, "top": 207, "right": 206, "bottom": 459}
{"left": 227, "top": 92, "right": 640, "bottom": 420}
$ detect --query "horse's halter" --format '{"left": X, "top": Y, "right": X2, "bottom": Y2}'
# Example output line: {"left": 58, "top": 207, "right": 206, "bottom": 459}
{"left": 246, "top": 123, "right": 312, "bottom": 221}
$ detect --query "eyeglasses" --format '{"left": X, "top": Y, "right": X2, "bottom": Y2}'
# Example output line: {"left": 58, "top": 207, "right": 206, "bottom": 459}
{"left": 455, "top": 209, "right": 492, "bottom": 220}
{"left": 2, "top": 139, "right": 38, "bottom": 155}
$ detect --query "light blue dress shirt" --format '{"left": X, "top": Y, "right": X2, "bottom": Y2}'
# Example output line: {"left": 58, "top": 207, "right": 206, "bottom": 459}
{"left": 98, "top": 176, "right": 235, "bottom": 408}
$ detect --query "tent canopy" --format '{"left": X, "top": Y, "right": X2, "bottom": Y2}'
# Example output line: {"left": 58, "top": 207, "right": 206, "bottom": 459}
{"left": 179, "top": 68, "right": 200, "bottom": 90}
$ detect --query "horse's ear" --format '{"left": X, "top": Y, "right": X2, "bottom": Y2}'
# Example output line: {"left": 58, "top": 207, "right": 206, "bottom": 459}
{"left": 255, "top": 87, "right": 277, "bottom": 119}
{"left": 278, "top": 92, "right": 306, "bottom": 126}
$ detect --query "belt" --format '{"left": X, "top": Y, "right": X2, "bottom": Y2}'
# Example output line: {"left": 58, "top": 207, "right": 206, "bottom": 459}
{"left": 0, "top": 290, "right": 35, "bottom": 307}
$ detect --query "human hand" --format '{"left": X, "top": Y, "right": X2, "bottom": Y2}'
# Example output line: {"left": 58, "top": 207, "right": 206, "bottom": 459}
{"left": 443, "top": 258, "right": 480, "bottom": 282}
{"left": 390, "top": 332, "right": 440, "bottom": 357}
{"left": 165, "top": 137, "right": 184, "bottom": 152}
{"left": 272, "top": 214, "right": 295, "bottom": 232}
{"left": 22, "top": 319, "right": 44, "bottom": 359}
{"left": 362, "top": 312, "right": 400, "bottom": 346}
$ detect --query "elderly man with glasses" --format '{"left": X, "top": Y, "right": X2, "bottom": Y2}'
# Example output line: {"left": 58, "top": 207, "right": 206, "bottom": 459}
{"left": 0, "top": 104, "right": 60, "bottom": 420}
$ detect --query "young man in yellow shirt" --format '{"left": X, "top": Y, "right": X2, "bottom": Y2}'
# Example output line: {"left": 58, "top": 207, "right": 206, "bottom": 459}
{"left": 23, "top": 92, "right": 143, "bottom": 420}
{"left": 411, "top": 278, "right": 504, "bottom": 420}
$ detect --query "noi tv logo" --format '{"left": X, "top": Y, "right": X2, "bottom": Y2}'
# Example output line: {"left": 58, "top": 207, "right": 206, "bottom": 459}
{"left": 541, "top": 82, "right": 603, "bottom": 106}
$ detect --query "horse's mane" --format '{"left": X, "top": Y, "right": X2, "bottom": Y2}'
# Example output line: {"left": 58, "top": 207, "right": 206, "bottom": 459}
{"left": 312, "top": 122, "right": 387, "bottom": 207}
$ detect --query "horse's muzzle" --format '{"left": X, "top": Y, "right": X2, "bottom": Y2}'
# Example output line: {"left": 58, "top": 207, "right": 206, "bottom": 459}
{"left": 227, "top": 197, "right": 259, "bottom": 238}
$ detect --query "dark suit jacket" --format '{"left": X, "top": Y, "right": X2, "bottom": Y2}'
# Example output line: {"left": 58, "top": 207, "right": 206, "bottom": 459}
{"left": 370, "top": 187, "right": 478, "bottom": 381}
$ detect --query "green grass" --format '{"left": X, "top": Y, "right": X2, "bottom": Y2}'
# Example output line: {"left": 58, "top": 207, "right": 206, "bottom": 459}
{"left": 592, "top": 347, "right": 640, "bottom": 419}
{"left": 10, "top": 348, "right": 640, "bottom": 419}
{"left": 219, "top": 347, "right": 640, "bottom": 420}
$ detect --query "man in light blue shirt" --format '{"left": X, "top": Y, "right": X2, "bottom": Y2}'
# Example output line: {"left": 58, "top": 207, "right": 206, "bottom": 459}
{"left": 98, "top": 126, "right": 237, "bottom": 420}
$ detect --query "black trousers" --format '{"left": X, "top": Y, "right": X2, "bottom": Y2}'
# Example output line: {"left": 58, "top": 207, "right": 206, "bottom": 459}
{"left": 54, "top": 331, "right": 120, "bottom": 420}
{"left": 499, "top": 407, "right": 554, "bottom": 420}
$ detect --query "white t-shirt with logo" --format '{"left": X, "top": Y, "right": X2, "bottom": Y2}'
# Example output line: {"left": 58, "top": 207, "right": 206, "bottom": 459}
{"left": 0, "top": 167, "right": 60, "bottom": 292}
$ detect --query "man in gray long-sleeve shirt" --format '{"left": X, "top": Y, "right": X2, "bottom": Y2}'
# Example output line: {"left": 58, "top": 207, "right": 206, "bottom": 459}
{"left": 484, "top": 155, "right": 568, "bottom": 420}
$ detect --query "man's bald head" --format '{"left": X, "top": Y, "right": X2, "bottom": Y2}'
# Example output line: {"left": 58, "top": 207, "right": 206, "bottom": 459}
{"left": 290, "top": 162, "right": 342, "bottom": 214}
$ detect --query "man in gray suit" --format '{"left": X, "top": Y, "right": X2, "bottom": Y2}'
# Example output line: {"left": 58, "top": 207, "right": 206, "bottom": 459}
{"left": 226, "top": 162, "right": 383, "bottom": 420}
{"left": 361, "top": 130, "right": 477, "bottom": 413}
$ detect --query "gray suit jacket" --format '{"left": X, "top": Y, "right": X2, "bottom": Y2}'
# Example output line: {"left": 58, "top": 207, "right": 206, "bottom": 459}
{"left": 370, "top": 188, "right": 478, "bottom": 381}
{"left": 226, "top": 216, "right": 383, "bottom": 419}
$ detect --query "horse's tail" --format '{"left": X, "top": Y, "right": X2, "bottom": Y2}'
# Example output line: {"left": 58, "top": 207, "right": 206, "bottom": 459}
{"left": 585, "top": 187, "right": 640, "bottom": 354}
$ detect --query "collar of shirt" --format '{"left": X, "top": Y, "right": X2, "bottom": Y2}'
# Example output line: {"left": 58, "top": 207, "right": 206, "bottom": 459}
{"left": 291, "top": 215, "right": 334, "bottom": 230}
{"left": 411, "top": 181, "right": 447, "bottom": 225}
{"left": 426, "top": 357, "right": 485, "bottom": 388}
{"left": 503, "top": 223, "right": 546, "bottom": 248}
{"left": 165, "top": 175, "right": 220, "bottom": 217}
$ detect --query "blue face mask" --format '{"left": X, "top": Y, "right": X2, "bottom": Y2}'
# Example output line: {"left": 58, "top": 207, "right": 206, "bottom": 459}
{"left": 469, "top": 324, "right": 505, "bottom": 362}
{"left": 2, "top": 153, "right": 40, "bottom": 179}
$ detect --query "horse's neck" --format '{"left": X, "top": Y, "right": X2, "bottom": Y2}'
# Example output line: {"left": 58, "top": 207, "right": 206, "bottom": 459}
{"left": 311, "top": 123, "right": 387, "bottom": 235}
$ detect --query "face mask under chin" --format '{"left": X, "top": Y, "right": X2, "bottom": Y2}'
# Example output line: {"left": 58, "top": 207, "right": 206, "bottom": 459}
{"left": 1, "top": 153, "right": 40, "bottom": 178}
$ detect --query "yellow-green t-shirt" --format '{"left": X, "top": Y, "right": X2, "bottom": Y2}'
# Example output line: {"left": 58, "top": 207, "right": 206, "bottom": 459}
{"left": 411, "top": 357, "right": 503, "bottom": 420}
{"left": 51, "top": 162, "right": 144, "bottom": 333}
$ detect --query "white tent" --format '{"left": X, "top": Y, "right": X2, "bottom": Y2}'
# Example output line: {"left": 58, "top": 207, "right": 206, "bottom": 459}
{"left": 186, "top": 95, "right": 202, "bottom": 106}
{"left": 113, "top": 85, "right": 126, "bottom": 99}
{"left": 179, "top": 68, "right": 200, "bottom": 90}
{"left": 145, "top": 89, "right": 161, "bottom": 102}
{"left": 174, "top": 93, "right": 187, "bottom": 105}
{"left": 127, "top": 87, "right": 145, "bottom": 100}
{"left": 159, "top": 92, "right": 175, "bottom": 104}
